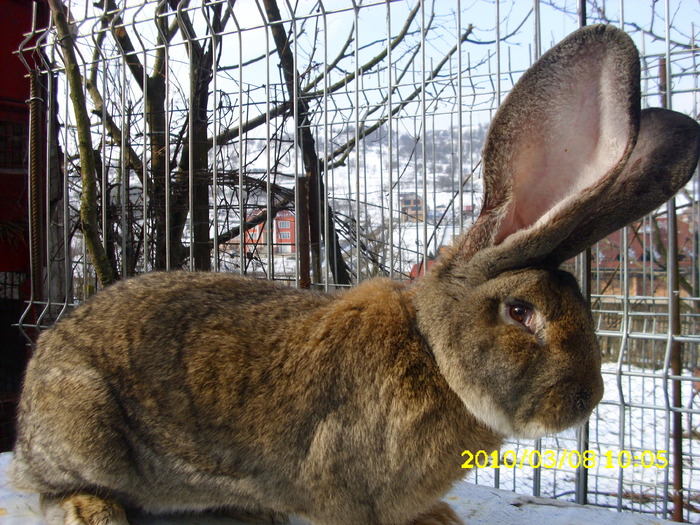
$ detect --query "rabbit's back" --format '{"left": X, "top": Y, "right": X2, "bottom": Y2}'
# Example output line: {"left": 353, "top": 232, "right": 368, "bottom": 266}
{"left": 11, "top": 273, "right": 335, "bottom": 508}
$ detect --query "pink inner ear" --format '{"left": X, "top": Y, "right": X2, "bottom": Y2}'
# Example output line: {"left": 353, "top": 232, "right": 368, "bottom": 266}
{"left": 493, "top": 55, "right": 631, "bottom": 245}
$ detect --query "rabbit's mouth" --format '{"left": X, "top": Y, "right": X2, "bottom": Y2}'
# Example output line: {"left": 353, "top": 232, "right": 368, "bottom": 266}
{"left": 511, "top": 379, "right": 604, "bottom": 439}
{"left": 461, "top": 373, "right": 604, "bottom": 440}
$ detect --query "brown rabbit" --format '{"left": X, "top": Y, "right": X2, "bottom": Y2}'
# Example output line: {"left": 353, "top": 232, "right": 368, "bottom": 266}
{"left": 10, "top": 25, "right": 700, "bottom": 525}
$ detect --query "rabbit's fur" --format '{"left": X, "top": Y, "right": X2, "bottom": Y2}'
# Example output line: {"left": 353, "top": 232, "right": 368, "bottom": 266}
{"left": 10, "top": 25, "right": 700, "bottom": 525}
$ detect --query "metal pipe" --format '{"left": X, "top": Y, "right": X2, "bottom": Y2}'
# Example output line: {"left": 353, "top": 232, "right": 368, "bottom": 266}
{"left": 662, "top": 3, "right": 684, "bottom": 515}
{"left": 574, "top": 0, "right": 592, "bottom": 506}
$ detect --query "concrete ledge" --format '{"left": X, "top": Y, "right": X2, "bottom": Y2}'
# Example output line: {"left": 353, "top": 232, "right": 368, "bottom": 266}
{"left": 0, "top": 453, "right": 673, "bottom": 524}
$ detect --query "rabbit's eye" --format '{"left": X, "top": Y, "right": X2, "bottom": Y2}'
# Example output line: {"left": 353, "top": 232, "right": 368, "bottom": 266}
{"left": 509, "top": 304, "right": 529, "bottom": 323}
{"left": 508, "top": 303, "right": 535, "bottom": 333}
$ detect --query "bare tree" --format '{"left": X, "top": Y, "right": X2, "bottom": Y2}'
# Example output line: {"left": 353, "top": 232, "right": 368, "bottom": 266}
{"left": 40, "top": 0, "right": 537, "bottom": 292}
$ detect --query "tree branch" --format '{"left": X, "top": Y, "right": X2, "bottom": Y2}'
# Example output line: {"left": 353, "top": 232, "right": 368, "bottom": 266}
{"left": 303, "top": 2, "right": 421, "bottom": 97}
{"left": 263, "top": 0, "right": 351, "bottom": 285}
{"left": 87, "top": 20, "right": 143, "bottom": 175}
{"left": 326, "top": 25, "right": 475, "bottom": 170}
{"left": 48, "top": 0, "right": 115, "bottom": 286}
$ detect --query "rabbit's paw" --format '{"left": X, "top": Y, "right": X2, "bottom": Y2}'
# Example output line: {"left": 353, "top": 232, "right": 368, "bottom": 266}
{"left": 407, "top": 501, "right": 464, "bottom": 525}
{"left": 41, "top": 493, "right": 129, "bottom": 525}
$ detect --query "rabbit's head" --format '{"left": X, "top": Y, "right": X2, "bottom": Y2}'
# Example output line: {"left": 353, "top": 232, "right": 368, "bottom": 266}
{"left": 415, "top": 25, "right": 700, "bottom": 439}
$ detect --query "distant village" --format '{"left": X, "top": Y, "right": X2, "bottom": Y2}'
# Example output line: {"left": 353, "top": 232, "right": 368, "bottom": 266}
{"left": 217, "top": 186, "right": 697, "bottom": 295}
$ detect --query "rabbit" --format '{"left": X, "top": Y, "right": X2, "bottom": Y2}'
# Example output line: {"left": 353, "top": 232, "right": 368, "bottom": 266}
{"left": 9, "top": 24, "right": 700, "bottom": 525}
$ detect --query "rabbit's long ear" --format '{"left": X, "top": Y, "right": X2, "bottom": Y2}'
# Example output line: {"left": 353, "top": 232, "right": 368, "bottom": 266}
{"left": 546, "top": 107, "right": 700, "bottom": 265}
{"left": 445, "top": 25, "right": 699, "bottom": 280}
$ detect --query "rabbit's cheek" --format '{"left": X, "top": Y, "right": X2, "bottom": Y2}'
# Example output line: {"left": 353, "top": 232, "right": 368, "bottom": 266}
{"left": 426, "top": 341, "right": 518, "bottom": 436}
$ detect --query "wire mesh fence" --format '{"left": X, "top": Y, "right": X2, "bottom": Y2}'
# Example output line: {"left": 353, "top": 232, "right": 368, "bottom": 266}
{"left": 14, "top": 0, "right": 700, "bottom": 521}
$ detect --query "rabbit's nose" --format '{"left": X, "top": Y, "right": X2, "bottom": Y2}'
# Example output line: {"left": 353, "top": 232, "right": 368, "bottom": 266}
{"left": 574, "top": 390, "right": 594, "bottom": 414}
{"left": 575, "top": 396, "right": 589, "bottom": 413}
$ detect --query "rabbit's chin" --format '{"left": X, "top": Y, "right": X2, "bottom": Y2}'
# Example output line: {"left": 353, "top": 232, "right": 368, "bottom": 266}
{"left": 512, "top": 417, "right": 590, "bottom": 440}
{"left": 461, "top": 389, "right": 522, "bottom": 438}
{"left": 470, "top": 401, "right": 558, "bottom": 440}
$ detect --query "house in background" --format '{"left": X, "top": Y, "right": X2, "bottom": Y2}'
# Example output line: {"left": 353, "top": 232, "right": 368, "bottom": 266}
{"left": 463, "top": 204, "right": 477, "bottom": 222}
{"left": 273, "top": 209, "right": 296, "bottom": 253}
{"left": 400, "top": 192, "right": 425, "bottom": 222}
{"left": 590, "top": 208, "right": 696, "bottom": 296}
{"left": 227, "top": 209, "right": 297, "bottom": 256}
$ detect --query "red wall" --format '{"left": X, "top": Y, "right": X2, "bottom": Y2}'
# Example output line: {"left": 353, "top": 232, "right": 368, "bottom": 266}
{"left": 0, "top": 0, "right": 48, "bottom": 273}
{"left": 0, "top": 0, "right": 49, "bottom": 453}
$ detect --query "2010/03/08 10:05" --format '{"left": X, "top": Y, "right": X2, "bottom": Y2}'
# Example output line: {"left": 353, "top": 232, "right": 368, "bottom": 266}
{"left": 461, "top": 449, "right": 669, "bottom": 470}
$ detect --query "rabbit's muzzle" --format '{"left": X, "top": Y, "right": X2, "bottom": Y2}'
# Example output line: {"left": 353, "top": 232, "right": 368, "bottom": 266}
{"left": 510, "top": 368, "right": 603, "bottom": 439}
{"left": 575, "top": 388, "right": 598, "bottom": 414}
{"left": 563, "top": 380, "right": 604, "bottom": 423}
{"left": 517, "top": 306, "right": 605, "bottom": 436}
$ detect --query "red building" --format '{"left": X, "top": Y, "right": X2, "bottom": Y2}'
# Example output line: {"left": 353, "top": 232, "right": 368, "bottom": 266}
{"left": 238, "top": 209, "right": 297, "bottom": 254}
{"left": 0, "top": 0, "right": 50, "bottom": 451}
{"left": 593, "top": 211, "right": 695, "bottom": 270}
{"left": 589, "top": 210, "right": 697, "bottom": 296}
{"left": 272, "top": 209, "right": 296, "bottom": 253}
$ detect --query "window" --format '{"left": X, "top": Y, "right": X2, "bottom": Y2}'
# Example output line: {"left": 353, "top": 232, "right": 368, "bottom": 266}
{"left": 0, "top": 121, "right": 28, "bottom": 170}
{"left": 278, "top": 220, "right": 291, "bottom": 229}
{"left": 279, "top": 232, "right": 291, "bottom": 240}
